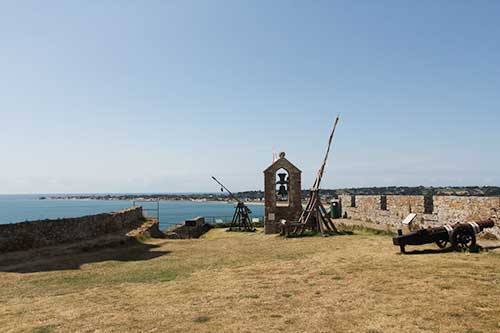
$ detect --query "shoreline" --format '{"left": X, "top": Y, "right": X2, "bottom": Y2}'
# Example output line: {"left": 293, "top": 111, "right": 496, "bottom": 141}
{"left": 44, "top": 198, "right": 265, "bottom": 206}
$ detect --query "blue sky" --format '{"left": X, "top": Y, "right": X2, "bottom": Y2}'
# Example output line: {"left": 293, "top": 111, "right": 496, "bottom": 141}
{"left": 1, "top": 1, "right": 499, "bottom": 194}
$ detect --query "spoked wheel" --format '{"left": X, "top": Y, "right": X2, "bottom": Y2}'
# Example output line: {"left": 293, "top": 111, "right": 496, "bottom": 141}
{"left": 451, "top": 227, "right": 477, "bottom": 252}
{"left": 435, "top": 239, "right": 449, "bottom": 249}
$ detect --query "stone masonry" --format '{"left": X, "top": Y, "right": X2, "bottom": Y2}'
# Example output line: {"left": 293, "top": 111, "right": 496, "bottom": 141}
{"left": 164, "top": 216, "right": 212, "bottom": 239}
{"left": 264, "top": 152, "right": 302, "bottom": 234}
{"left": 0, "top": 207, "right": 145, "bottom": 252}
{"left": 340, "top": 195, "right": 500, "bottom": 238}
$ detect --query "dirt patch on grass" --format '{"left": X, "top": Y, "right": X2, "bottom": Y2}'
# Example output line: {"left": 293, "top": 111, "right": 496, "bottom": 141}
{"left": 1, "top": 226, "right": 499, "bottom": 332}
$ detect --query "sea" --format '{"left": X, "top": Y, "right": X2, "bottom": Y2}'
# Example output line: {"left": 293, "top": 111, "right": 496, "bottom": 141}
{"left": 0, "top": 195, "right": 265, "bottom": 230}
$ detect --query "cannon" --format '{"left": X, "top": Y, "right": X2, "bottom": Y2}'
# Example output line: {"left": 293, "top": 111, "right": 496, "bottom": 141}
{"left": 393, "top": 220, "right": 495, "bottom": 253}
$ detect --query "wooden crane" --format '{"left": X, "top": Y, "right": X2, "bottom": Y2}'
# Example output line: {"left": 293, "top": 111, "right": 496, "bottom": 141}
{"left": 281, "top": 116, "right": 340, "bottom": 236}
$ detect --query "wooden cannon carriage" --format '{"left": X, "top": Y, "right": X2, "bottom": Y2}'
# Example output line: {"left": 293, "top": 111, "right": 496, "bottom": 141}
{"left": 393, "top": 219, "right": 495, "bottom": 253}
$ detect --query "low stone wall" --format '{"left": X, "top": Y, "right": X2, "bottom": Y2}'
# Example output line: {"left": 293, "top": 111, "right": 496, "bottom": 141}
{"left": 0, "top": 207, "right": 145, "bottom": 252}
{"left": 164, "top": 216, "right": 212, "bottom": 239}
{"left": 434, "top": 196, "right": 499, "bottom": 224}
{"left": 340, "top": 195, "right": 500, "bottom": 238}
{"left": 340, "top": 195, "right": 428, "bottom": 228}
{"left": 128, "top": 218, "right": 165, "bottom": 239}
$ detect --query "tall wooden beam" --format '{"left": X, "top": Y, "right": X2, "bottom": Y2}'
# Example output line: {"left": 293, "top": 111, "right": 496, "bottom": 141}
{"left": 292, "top": 115, "right": 340, "bottom": 236}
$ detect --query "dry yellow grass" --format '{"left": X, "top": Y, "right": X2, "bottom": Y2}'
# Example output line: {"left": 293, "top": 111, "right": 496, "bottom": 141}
{"left": 1, "top": 225, "right": 500, "bottom": 333}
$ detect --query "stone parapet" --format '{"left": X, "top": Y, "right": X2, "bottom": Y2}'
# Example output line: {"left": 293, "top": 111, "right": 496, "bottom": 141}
{"left": 164, "top": 216, "right": 212, "bottom": 239}
{"left": 339, "top": 195, "right": 500, "bottom": 238}
{"left": 0, "top": 207, "right": 144, "bottom": 252}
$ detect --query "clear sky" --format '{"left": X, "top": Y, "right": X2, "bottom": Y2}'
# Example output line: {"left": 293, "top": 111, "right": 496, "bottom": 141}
{"left": 1, "top": 1, "right": 499, "bottom": 194}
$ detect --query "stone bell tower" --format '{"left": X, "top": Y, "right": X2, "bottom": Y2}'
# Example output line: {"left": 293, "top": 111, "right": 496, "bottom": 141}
{"left": 263, "top": 152, "right": 302, "bottom": 234}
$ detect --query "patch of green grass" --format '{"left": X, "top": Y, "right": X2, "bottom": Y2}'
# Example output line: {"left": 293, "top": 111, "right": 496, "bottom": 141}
{"left": 133, "top": 235, "right": 149, "bottom": 244}
{"left": 337, "top": 223, "right": 396, "bottom": 237}
{"left": 31, "top": 268, "right": 177, "bottom": 293}
{"left": 32, "top": 272, "right": 101, "bottom": 289}
{"left": 439, "top": 284, "right": 453, "bottom": 290}
{"left": 32, "top": 325, "right": 57, "bottom": 333}
{"left": 120, "top": 269, "right": 177, "bottom": 283}
{"left": 61, "top": 273, "right": 98, "bottom": 285}
{"left": 192, "top": 316, "right": 210, "bottom": 323}
{"left": 319, "top": 270, "right": 343, "bottom": 280}
{"left": 464, "top": 328, "right": 484, "bottom": 333}
{"left": 489, "top": 252, "right": 500, "bottom": 259}
{"left": 16, "top": 309, "right": 29, "bottom": 315}
{"left": 273, "top": 252, "right": 309, "bottom": 261}
{"left": 242, "top": 294, "right": 260, "bottom": 299}
{"left": 281, "top": 230, "right": 315, "bottom": 238}
{"left": 213, "top": 222, "right": 264, "bottom": 228}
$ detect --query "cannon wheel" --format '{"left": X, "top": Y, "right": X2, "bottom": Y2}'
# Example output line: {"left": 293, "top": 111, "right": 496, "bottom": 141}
{"left": 435, "top": 240, "right": 448, "bottom": 249}
{"left": 451, "top": 227, "right": 476, "bottom": 252}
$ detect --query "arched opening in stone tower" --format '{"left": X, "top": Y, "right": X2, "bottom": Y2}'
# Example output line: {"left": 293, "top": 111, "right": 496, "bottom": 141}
{"left": 275, "top": 168, "right": 289, "bottom": 206}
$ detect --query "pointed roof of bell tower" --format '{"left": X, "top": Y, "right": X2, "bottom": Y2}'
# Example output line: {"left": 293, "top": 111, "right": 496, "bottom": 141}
{"left": 263, "top": 152, "right": 301, "bottom": 173}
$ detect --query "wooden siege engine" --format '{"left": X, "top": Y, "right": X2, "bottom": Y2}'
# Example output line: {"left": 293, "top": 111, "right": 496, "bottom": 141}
{"left": 281, "top": 115, "right": 341, "bottom": 236}
{"left": 211, "top": 176, "right": 256, "bottom": 232}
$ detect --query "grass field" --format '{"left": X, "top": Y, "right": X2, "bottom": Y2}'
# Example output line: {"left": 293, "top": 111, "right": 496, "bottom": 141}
{"left": 1, "top": 225, "right": 500, "bottom": 333}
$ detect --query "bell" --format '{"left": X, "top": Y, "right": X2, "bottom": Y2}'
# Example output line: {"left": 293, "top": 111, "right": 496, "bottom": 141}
{"left": 278, "top": 185, "right": 288, "bottom": 197}
{"left": 277, "top": 173, "right": 289, "bottom": 185}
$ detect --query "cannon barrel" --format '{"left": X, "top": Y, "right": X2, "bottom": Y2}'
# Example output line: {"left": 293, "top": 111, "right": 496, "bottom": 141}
{"left": 393, "top": 219, "right": 496, "bottom": 253}
{"left": 465, "top": 219, "right": 494, "bottom": 230}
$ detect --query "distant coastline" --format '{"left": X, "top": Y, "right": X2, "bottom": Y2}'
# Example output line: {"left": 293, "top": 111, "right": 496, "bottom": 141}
{"left": 41, "top": 186, "right": 500, "bottom": 203}
{"left": 42, "top": 195, "right": 265, "bottom": 206}
{"left": 0, "top": 196, "right": 266, "bottom": 227}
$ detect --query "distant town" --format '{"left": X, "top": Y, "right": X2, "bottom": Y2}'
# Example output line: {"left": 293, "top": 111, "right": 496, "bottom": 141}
{"left": 42, "top": 186, "right": 500, "bottom": 202}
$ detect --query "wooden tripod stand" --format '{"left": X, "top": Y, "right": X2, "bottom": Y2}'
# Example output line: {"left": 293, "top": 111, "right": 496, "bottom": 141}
{"left": 282, "top": 116, "right": 340, "bottom": 236}
{"left": 211, "top": 176, "right": 256, "bottom": 232}
{"left": 229, "top": 202, "right": 256, "bottom": 232}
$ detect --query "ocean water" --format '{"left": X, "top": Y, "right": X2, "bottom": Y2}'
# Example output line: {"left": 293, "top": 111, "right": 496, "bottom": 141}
{"left": 0, "top": 195, "right": 264, "bottom": 230}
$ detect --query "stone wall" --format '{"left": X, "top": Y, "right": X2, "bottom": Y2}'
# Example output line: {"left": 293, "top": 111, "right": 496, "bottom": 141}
{"left": 340, "top": 195, "right": 500, "bottom": 238}
{"left": 434, "top": 196, "right": 500, "bottom": 224}
{"left": 0, "top": 207, "right": 145, "bottom": 252}
{"left": 164, "top": 216, "right": 212, "bottom": 239}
